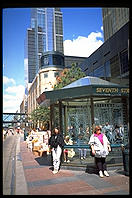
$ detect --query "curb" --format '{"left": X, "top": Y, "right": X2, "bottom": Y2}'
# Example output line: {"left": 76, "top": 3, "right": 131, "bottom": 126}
{"left": 15, "top": 135, "right": 28, "bottom": 195}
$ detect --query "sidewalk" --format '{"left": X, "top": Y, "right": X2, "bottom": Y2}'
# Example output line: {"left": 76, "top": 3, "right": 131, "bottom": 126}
{"left": 16, "top": 135, "right": 129, "bottom": 195}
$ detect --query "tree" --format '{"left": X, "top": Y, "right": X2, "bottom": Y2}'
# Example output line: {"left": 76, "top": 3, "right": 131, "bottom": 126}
{"left": 54, "top": 63, "right": 86, "bottom": 90}
{"left": 29, "top": 106, "right": 50, "bottom": 129}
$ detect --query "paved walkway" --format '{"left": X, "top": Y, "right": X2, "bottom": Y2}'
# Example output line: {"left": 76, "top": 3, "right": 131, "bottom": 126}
{"left": 16, "top": 135, "right": 129, "bottom": 195}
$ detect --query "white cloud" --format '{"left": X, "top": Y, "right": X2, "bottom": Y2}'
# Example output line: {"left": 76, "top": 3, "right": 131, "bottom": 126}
{"left": 3, "top": 94, "right": 16, "bottom": 100}
{"left": 3, "top": 76, "right": 16, "bottom": 85}
{"left": 64, "top": 31, "right": 103, "bottom": 57}
{"left": 3, "top": 84, "right": 25, "bottom": 113}
{"left": 5, "top": 85, "right": 24, "bottom": 94}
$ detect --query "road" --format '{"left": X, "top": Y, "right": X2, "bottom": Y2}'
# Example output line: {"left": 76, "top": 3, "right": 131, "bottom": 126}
{"left": 3, "top": 134, "right": 19, "bottom": 195}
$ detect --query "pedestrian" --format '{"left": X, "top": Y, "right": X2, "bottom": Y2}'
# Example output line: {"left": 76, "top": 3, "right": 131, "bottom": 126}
{"left": 89, "top": 125, "right": 111, "bottom": 178}
{"left": 43, "top": 130, "right": 51, "bottom": 155}
{"left": 49, "top": 127, "right": 65, "bottom": 174}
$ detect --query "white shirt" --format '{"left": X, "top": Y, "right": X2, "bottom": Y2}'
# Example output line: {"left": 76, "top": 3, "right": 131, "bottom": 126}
{"left": 89, "top": 133, "right": 110, "bottom": 158}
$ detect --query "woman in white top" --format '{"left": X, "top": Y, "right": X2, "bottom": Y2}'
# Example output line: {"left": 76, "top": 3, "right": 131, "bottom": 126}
{"left": 89, "top": 125, "right": 111, "bottom": 178}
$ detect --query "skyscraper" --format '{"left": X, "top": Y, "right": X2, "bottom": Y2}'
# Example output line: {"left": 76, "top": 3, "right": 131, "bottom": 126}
{"left": 23, "top": 8, "right": 90, "bottom": 114}
{"left": 24, "top": 8, "right": 63, "bottom": 84}
{"left": 102, "top": 8, "right": 129, "bottom": 41}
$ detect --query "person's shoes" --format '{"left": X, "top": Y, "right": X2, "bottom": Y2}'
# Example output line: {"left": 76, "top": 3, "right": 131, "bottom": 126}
{"left": 52, "top": 169, "right": 58, "bottom": 174}
{"left": 81, "top": 157, "right": 83, "bottom": 160}
{"left": 67, "top": 160, "right": 70, "bottom": 163}
{"left": 83, "top": 157, "right": 86, "bottom": 160}
{"left": 99, "top": 171, "right": 104, "bottom": 178}
{"left": 64, "top": 160, "right": 66, "bottom": 162}
{"left": 104, "top": 170, "right": 109, "bottom": 177}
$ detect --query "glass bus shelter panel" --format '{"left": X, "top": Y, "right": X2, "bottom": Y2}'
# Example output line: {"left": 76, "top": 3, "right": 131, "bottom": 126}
{"left": 93, "top": 99, "right": 127, "bottom": 144}
{"left": 94, "top": 103, "right": 123, "bottom": 126}
{"left": 62, "top": 99, "right": 92, "bottom": 144}
{"left": 67, "top": 106, "right": 91, "bottom": 141}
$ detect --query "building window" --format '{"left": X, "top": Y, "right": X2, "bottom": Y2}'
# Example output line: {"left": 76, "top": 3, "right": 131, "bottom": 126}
{"left": 47, "top": 8, "right": 54, "bottom": 51}
{"left": 88, "top": 72, "right": 93, "bottom": 76}
{"left": 40, "top": 53, "right": 64, "bottom": 69}
{"left": 44, "top": 56, "right": 49, "bottom": 65}
{"left": 104, "top": 61, "right": 111, "bottom": 77}
{"left": 94, "top": 65, "right": 105, "bottom": 77}
{"left": 120, "top": 49, "right": 129, "bottom": 74}
{"left": 110, "top": 55, "right": 120, "bottom": 77}
{"left": 44, "top": 73, "right": 48, "bottom": 78}
{"left": 53, "top": 54, "right": 64, "bottom": 66}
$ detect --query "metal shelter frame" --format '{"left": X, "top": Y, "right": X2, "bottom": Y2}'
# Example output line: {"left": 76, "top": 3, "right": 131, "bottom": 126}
{"left": 36, "top": 76, "right": 129, "bottom": 166}
{"left": 36, "top": 76, "right": 129, "bottom": 139}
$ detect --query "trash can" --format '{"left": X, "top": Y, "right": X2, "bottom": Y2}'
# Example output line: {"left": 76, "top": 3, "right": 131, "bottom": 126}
{"left": 121, "top": 144, "right": 129, "bottom": 176}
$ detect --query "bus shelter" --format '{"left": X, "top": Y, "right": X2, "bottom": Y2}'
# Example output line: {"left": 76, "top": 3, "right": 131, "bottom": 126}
{"left": 37, "top": 76, "right": 129, "bottom": 166}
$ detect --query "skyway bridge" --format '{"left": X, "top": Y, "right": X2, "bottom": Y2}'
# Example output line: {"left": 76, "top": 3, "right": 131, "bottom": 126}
{"left": 3, "top": 113, "right": 27, "bottom": 128}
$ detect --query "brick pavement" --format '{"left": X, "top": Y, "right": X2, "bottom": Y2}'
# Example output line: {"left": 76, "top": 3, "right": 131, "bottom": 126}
{"left": 20, "top": 140, "right": 129, "bottom": 195}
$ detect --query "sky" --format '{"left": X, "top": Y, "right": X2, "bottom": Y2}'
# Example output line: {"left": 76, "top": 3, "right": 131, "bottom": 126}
{"left": 2, "top": 7, "right": 104, "bottom": 113}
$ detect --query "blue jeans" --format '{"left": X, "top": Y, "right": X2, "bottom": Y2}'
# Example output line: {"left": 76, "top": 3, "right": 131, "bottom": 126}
{"left": 78, "top": 148, "right": 87, "bottom": 158}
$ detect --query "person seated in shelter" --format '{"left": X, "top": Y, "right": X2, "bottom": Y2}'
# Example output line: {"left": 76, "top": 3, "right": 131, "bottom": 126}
{"left": 118, "top": 124, "right": 124, "bottom": 139}
{"left": 77, "top": 134, "right": 87, "bottom": 160}
{"left": 68, "top": 126, "right": 76, "bottom": 142}
{"left": 78, "top": 124, "right": 85, "bottom": 136}
{"left": 103, "top": 122, "right": 113, "bottom": 135}
{"left": 64, "top": 136, "right": 75, "bottom": 163}
{"left": 114, "top": 124, "right": 124, "bottom": 140}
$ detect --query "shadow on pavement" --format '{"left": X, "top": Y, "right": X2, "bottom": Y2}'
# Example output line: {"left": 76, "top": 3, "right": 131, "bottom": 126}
{"left": 85, "top": 164, "right": 99, "bottom": 175}
{"left": 35, "top": 153, "right": 52, "bottom": 166}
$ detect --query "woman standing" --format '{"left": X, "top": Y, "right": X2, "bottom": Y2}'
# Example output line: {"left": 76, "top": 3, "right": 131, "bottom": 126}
{"left": 49, "top": 127, "right": 65, "bottom": 174}
{"left": 89, "top": 126, "right": 111, "bottom": 178}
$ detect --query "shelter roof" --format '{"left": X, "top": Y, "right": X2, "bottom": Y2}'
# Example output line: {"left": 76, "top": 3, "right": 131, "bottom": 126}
{"left": 62, "top": 76, "right": 118, "bottom": 89}
{"left": 36, "top": 76, "right": 129, "bottom": 105}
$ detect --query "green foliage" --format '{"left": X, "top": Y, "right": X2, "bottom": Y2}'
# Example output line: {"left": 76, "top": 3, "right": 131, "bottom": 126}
{"left": 54, "top": 63, "right": 86, "bottom": 90}
{"left": 29, "top": 106, "right": 50, "bottom": 124}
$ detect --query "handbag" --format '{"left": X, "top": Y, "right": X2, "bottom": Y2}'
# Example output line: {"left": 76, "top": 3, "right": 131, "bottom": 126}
{"left": 68, "top": 149, "right": 75, "bottom": 158}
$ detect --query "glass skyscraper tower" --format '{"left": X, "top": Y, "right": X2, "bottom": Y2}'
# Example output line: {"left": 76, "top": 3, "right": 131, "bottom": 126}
{"left": 24, "top": 8, "right": 64, "bottom": 84}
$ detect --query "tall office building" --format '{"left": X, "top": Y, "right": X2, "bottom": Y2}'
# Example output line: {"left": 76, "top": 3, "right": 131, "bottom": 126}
{"left": 24, "top": 8, "right": 64, "bottom": 84}
{"left": 23, "top": 7, "right": 87, "bottom": 114}
{"left": 102, "top": 8, "right": 129, "bottom": 41}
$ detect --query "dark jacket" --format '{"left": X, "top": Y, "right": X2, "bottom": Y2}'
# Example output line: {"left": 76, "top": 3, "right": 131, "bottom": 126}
{"left": 49, "top": 133, "right": 65, "bottom": 149}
